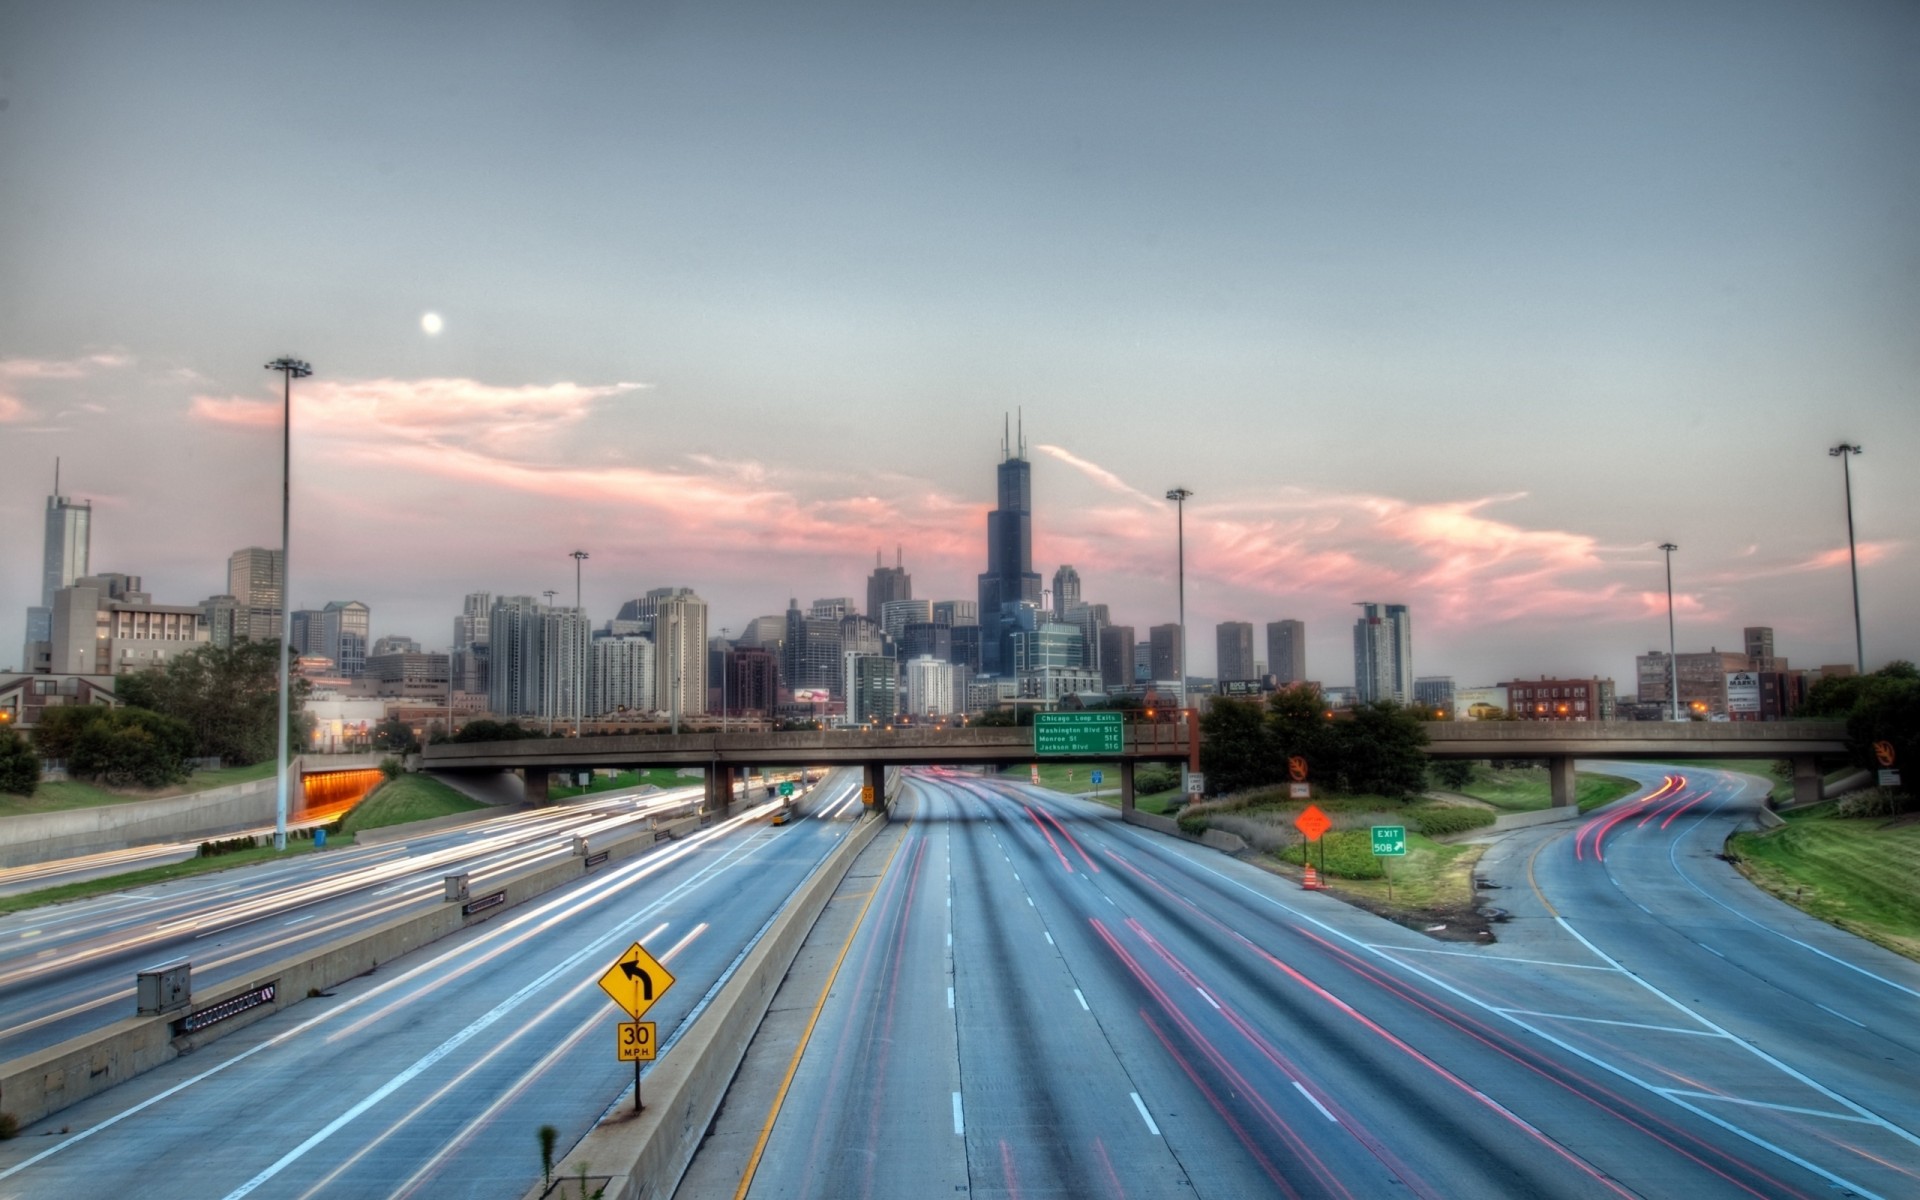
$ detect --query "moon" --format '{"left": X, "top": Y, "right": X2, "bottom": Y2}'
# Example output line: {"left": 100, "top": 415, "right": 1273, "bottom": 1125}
{"left": 421, "top": 312, "right": 444, "bottom": 335}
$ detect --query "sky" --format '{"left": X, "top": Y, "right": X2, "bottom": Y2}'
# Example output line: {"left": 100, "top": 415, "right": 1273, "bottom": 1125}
{"left": 2, "top": 0, "right": 1915, "bottom": 687}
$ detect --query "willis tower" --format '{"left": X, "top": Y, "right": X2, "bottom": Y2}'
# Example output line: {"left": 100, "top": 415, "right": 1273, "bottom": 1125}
{"left": 977, "top": 415, "right": 1042, "bottom": 675}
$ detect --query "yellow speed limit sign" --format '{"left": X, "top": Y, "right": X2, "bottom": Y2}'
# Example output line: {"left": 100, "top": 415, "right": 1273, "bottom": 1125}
{"left": 617, "top": 1020, "right": 656, "bottom": 1062}
{"left": 861, "top": 785, "right": 875, "bottom": 806}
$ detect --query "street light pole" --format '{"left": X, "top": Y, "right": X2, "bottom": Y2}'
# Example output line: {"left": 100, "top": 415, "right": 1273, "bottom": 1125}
{"left": 1829, "top": 444, "right": 1866, "bottom": 674}
{"left": 669, "top": 612, "right": 681, "bottom": 736}
{"left": 570, "top": 550, "right": 589, "bottom": 731}
{"left": 720, "top": 627, "right": 730, "bottom": 735}
{"left": 265, "top": 357, "right": 311, "bottom": 851}
{"left": 1659, "top": 543, "right": 1680, "bottom": 722}
{"left": 542, "top": 589, "right": 557, "bottom": 736}
{"left": 1165, "top": 488, "right": 1193, "bottom": 710}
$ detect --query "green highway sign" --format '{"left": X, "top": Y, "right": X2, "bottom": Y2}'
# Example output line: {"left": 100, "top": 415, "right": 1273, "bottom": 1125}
{"left": 1371, "top": 825, "right": 1407, "bottom": 856}
{"left": 1033, "top": 711, "right": 1125, "bottom": 756}
{"left": 778, "top": 781, "right": 795, "bottom": 797}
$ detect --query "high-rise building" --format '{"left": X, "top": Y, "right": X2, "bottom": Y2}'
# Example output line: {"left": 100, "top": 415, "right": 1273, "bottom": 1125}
{"left": 977, "top": 417, "right": 1042, "bottom": 675}
{"left": 901, "top": 622, "right": 952, "bottom": 664}
{"left": 321, "top": 601, "right": 371, "bottom": 678}
{"left": 1149, "top": 623, "right": 1182, "bottom": 685}
{"left": 453, "top": 592, "right": 491, "bottom": 694}
{"left": 1063, "top": 602, "right": 1108, "bottom": 675}
{"left": 880, "top": 598, "right": 933, "bottom": 643}
{"left": 1099, "top": 625, "right": 1136, "bottom": 691}
{"left": 614, "top": 587, "right": 697, "bottom": 637}
{"left": 200, "top": 594, "right": 239, "bottom": 650}
{"left": 1010, "top": 622, "right": 1085, "bottom": 673}
{"left": 1266, "top": 620, "right": 1306, "bottom": 686}
{"left": 1413, "top": 676, "right": 1455, "bottom": 711}
{"left": 653, "top": 591, "right": 709, "bottom": 720}
{"left": 781, "top": 598, "right": 842, "bottom": 695}
{"left": 810, "top": 597, "right": 856, "bottom": 623}
{"left": 932, "top": 600, "right": 978, "bottom": 627}
{"left": 44, "top": 577, "right": 208, "bottom": 675}
{"left": 1635, "top": 649, "right": 1751, "bottom": 717}
{"left": 591, "top": 635, "right": 655, "bottom": 716}
{"left": 485, "top": 596, "right": 538, "bottom": 716}
{"left": 727, "top": 645, "right": 779, "bottom": 715}
{"left": 1352, "top": 603, "right": 1412, "bottom": 704}
{"left": 845, "top": 653, "right": 898, "bottom": 725}
{"left": 25, "top": 462, "right": 92, "bottom": 655}
{"left": 371, "top": 635, "right": 420, "bottom": 657}
{"left": 1051, "top": 564, "right": 1081, "bottom": 620}
{"left": 1216, "top": 621, "right": 1256, "bottom": 683}
{"left": 905, "top": 655, "right": 954, "bottom": 718}
{"left": 1135, "top": 641, "right": 1153, "bottom": 684}
{"left": 948, "top": 623, "right": 983, "bottom": 675}
{"left": 287, "top": 609, "right": 324, "bottom": 657}
{"left": 1744, "top": 626, "right": 1783, "bottom": 672}
{"left": 227, "top": 547, "right": 285, "bottom": 642}
{"left": 737, "top": 614, "right": 786, "bottom": 651}
{"left": 866, "top": 549, "right": 912, "bottom": 622}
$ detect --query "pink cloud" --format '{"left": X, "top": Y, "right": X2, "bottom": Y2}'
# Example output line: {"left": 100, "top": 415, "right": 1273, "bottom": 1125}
{"left": 0, "top": 352, "right": 131, "bottom": 381}
{"left": 0, "top": 392, "right": 26, "bottom": 423}
{"left": 190, "top": 395, "right": 280, "bottom": 428}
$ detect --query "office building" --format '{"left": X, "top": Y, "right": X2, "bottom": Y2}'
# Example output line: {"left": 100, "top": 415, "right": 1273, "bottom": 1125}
{"left": 880, "top": 598, "right": 933, "bottom": 643}
{"left": 1266, "top": 620, "right": 1306, "bottom": 686}
{"left": 782, "top": 599, "right": 842, "bottom": 695}
{"left": 932, "top": 600, "right": 978, "bottom": 627}
{"left": 287, "top": 609, "right": 324, "bottom": 657}
{"left": 1216, "top": 621, "right": 1255, "bottom": 684}
{"left": 1099, "top": 625, "right": 1136, "bottom": 691}
{"left": 24, "top": 463, "right": 92, "bottom": 655}
{"left": 905, "top": 655, "right": 955, "bottom": 718}
{"left": 1135, "top": 641, "right": 1153, "bottom": 684}
{"left": 948, "top": 623, "right": 983, "bottom": 675}
{"left": 227, "top": 547, "right": 285, "bottom": 642}
{"left": 486, "top": 596, "right": 539, "bottom": 716}
{"left": 1063, "top": 602, "right": 1107, "bottom": 674}
{"left": 653, "top": 591, "right": 709, "bottom": 720}
{"left": 1010, "top": 622, "right": 1085, "bottom": 674}
{"left": 1413, "top": 676, "right": 1455, "bottom": 712}
{"left": 1743, "top": 626, "right": 1786, "bottom": 672}
{"left": 1352, "top": 603, "right": 1412, "bottom": 704}
{"left": 590, "top": 635, "right": 655, "bottom": 716}
{"left": 452, "top": 592, "right": 491, "bottom": 694}
{"left": 726, "top": 645, "right": 779, "bottom": 716}
{"left": 372, "top": 635, "right": 420, "bottom": 657}
{"left": 810, "top": 597, "right": 856, "bottom": 623}
{"left": 1635, "top": 649, "right": 1752, "bottom": 717}
{"left": 200, "top": 594, "right": 239, "bottom": 650}
{"left": 1503, "top": 677, "right": 1616, "bottom": 722}
{"left": 866, "top": 549, "right": 912, "bottom": 622}
{"left": 737, "top": 614, "right": 786, "bottom": 651}
{"left": 321, "top": 601, "right": 371, "bottom": 678}
{"left": 1149, "top": 623, "right": 1182, "bottom": 685}
{"left": 845, "top": 654, "right": 898, "bottom": 725}
{"left": 1051, "top": 565, "right": 1081, "bottom": 620}
{"left": 43, "top": 576, "right": 208, "bottom": 675}
{"left": 901, "top": 621, "right": 952, "bottom": 665}
{"left": 977, "top": 417, "right": 1043, "bottom": 674}
{"left": 614, "top": 587, "right": 697, "bottom": 636}
{"left": 366, "top": 651, "right": 451, "bottom": 700}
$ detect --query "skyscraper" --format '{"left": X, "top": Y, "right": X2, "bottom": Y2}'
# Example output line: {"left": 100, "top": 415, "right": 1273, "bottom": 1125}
{"left": 321, "top": 601, "right": 371, "bottom": 678}
{"left": 1051, "top": 564, "right": 1081, "bottom": 620}
{"left": 977, "top": 416, "right": 1042, "bottom": 675}
{"left": 653, "top": 591, "right": 709, "bottom": 720}
{"left": 1149, "top": 623, "right": 1183, "bottom": 685}
{"left": 866, "top": 548, "right": 911, "bottom": 621}
{"left": 453, "top": 591, "right": 491, "bottom": 694}
{"left": 1267, "top": 620, "right": 1306, "bottom": 685}
{"left": 486, "top": 596, "right": 538, "bottom": 716}
{"left": 880, "top": 598, "right": 933, "bottom": 642}
{"left": 26, "top": 461, "right": 92, "bottom": 654}
{"left": 228, "top": 547, "right": 285, "bottom": 643}
{"left": 1099, "top": 625, "right": 1135, "bottom": 691}
{"left": 932, "top": 600, "right": 978, "bottom": 627}
{"left": 1216, "top": 621, "right": 1256, "bottom": 683}
{"left": 1352, "top": 603, "right": 1413, "bottom": 704}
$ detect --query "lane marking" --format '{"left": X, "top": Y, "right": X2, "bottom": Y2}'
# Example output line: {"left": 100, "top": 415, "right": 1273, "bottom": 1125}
{"left": 1044, "top": 932, "right": 1054, "bottom": 946}
{"left": 1493, "top": 1008, "right": 1723, "bottom": 1037}
{"left": 1817, "top": 1003, "right": 1866, "bottom": 1029}
{"left": 1656, "top": 1088, "right": 1875, "bottom": 1124}
{"left": 1292, "top": 1080, "right": 1339, "bottom": 1124}
{"left": 952, "top": 1091, "right": 965, "bottom": 1137}
{"left": 1194, "top": 986, "right": 1220, "bottom": 1010}
{"left": 1698, "top": 943, "right": 1726, "bottom": 959}
{"left": 1129, "top": 1092, "right": 1161, "bottom": 1135}
{"left": 282, "top": 914, "right": 316, "bottom": 927}
{"left": 1073, "top": 988, "right": 1089, "bottom": 1011}
{"left": 1364, "top": 944, "right": 1615, "bottom": 971}
{"left": 948, "top": 986, "right": 954, "bottom": 1010}
{"left": 1026, "top": 896, "right": 1034, "bottom": 907}
{"left": 734, "top": 824, "right": 909, "bottom": 1199}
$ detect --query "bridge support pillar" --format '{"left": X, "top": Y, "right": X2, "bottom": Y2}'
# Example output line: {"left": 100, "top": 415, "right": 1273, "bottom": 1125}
{"left": 706, "top": 766, "right": 734, "bottom": 818}
{"left": 1119, "top": 760, "right": 1136, "bottom": 820}
{"left": 863, "top": 762, "right": 885, "bottom": 814}
{"left": 1790, "top": 756, "right": 1822, "bottom": 807}
{"left": 522, "top": 768, "right": 549, "bottom": 807}
{"left": 1547, "top": 756, "right": 1577, "bottom": 808}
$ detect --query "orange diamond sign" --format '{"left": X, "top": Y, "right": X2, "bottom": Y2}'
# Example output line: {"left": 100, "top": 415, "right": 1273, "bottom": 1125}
{"left": 1294, "top": 804, "right": 1332, "bottom": 842}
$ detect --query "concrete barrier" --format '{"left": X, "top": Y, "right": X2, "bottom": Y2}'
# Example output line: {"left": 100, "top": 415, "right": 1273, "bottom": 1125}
{"left": 533, "top": 810, "right": 886, "bottom": 1200}
{"left": 0, "top": 803, "right": 679, "bottom": 1130}
{"left": 0, "top": 776, "right": 283, "bottom": 868}
{"left": 352, "top": 805, "right": 518, "bottom": 847}
{"left": 1122, "top": 809, "right": 1181, "bottom": 836}
{"left": 1198, "top": 828, "right": 1248, "bottom": 854}
{"left": 1485, "top": 806, "right": 1584, "bottom": 833}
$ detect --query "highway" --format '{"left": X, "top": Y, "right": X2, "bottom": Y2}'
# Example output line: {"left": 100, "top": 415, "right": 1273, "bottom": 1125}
{"left": 720, "top": 767, "right": 1920, "bottom": 1200}
{"left": 0, "top": 771, "right": 869, "bottom": 1199}
{"left": 0, "top": 781, "right": 758, "bottom": 1060}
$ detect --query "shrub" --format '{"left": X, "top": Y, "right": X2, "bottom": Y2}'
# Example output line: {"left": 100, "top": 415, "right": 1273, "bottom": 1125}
{"left": 1406, "top": 805, "right": 1496, "bottom": 837}
{"left": 0, "top": 729, "right": 40, "bottom": 797}
{"left": 1428, "top": 759, "right": 1475, "bottom": 790}
{"left": 1134, "top": 765, "right": 1180, "bottom": 794}
{"left": 1834, "top": 788, "right": 1907, "bottom": 819}
{"left": 379, "top": 756, "right": 404, "bottom": 781}
{"left": 1277, "top": 830, "right": 1385, "bottom": 879}
{"left": 30, "top": 703, "right": 111, "bottom": 761}
{"left": 68, "top": 708, "right": 195, "bottom": 788}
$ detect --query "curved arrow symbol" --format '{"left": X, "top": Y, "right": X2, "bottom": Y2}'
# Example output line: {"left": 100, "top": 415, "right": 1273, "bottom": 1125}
{"left": 621, "top": 958, "right": 654, "bottom": 999}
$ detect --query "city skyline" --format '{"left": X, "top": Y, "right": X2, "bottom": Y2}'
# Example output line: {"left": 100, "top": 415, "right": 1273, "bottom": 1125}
{"left": 3, "top": 2, "right": 1915, "bottom": 686}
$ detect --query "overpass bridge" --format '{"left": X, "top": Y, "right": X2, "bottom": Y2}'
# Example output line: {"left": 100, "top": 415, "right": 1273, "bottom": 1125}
{"left": 421, "top": 718, "right": 1847, "bottom": 816}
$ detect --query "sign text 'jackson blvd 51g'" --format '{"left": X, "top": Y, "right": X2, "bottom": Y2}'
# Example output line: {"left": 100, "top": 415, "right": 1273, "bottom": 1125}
{"left": 1032, "top": 710, "right": 1125, "bottom": 755}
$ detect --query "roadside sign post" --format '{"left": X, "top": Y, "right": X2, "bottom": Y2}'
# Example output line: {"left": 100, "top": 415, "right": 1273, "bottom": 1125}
{"left": 599, "top": 941, "right": 676, "bottom": 1113}
{"left": 779, "top": 780, "right": 795, "bottom": 797}
{"left": 1294, "top": 804, "right": 1332, "bottom": 890}
{"left": 1371, "top": 825, "right": 1406, "bottom": 903}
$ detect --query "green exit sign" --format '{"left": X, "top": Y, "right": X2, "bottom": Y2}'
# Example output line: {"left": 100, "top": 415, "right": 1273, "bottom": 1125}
{"left": 1033, "top": 711, "right": 1124, "bottom": 755}
{"left": 1371, "top": 825, "right": 1407, "bottom": 856}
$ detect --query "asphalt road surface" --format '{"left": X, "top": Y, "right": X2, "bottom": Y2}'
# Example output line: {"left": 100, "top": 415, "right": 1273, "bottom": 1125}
{"left": 723, "top": 766, "right": 1920, "bottom": 1200}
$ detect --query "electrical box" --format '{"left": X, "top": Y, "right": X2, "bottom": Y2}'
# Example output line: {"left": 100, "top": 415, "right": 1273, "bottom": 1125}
{"left": 572, "top": 835, "right": 589, "bottom": 857}
{"left": 137, "top": 961, "right": 191, "bottom": 1015}
{"left": 444, "top": 872, "right": 470, "bottom": 902}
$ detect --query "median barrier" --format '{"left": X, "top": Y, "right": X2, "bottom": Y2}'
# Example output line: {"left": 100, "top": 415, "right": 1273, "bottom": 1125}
{"left": 0, "top": 801, "right": 693, "bottom": 1131}
{"left": 351, "top": 806, "right": 514, "bottom": 847}
{"left": 534, "top": 808, "right": 887, "bottom": 1200}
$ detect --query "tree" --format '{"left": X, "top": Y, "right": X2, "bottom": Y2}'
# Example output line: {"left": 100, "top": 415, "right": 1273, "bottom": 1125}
{"left": 1266, "top": 684, "right": 1334, "bottom": 769}
{"left": 115, "top": 641, "right": 309, "bottom": 765}
{"left": 451, "top": 718, "right": 538, "bottom": 742}
{"left": 68, "top": 708, "right": 195, "bottom": 788}
{"left": 31, "top": 703, "right": 112, "bottom": 762}
{"left": 0, "top": 728, "right": 40, "bottom": 797}
{"left": 1430, "top": 758, "right": 1475, "bottom": 790}
{"left": 1841, "top": 673, "right": 1920, "bottom": 801}
{"left": 1199, "top": 698, "right": 1278, "bottom": 796}
{"left": 371, "top": 716, "right": 419, "bottom": 753}
{"left": 1326, "top": 702, "right": 1431, "bottom": 797}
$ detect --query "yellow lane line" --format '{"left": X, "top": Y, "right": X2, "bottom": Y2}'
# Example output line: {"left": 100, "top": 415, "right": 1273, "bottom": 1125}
{"left": 1526, "top": 833, "right": 1560, "bottom": 920}
{"left": 733, "top": 823, "right": 910, "bottom": 1200}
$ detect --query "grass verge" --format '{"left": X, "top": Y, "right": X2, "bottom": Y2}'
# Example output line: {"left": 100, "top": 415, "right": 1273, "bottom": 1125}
{"left": 0, "top": 760, "right": 281, "bottom": 818}
{"left": 339, "top": 774, "right": 486, "bottom": 837}
{"left": 1452, "top": 764, "right": 1642, "bottom": 813}
{"left": 0, "top": 840, "right": 338, "bottom": 916}
{"left": 1728, "top": 805, "right": 1920, "bottom": 961}
{"left": 549, "top": 767, "right": 708, "bottom": 800}
{"left": 1003, "top": 763, "right": 1186, "bottom": 815}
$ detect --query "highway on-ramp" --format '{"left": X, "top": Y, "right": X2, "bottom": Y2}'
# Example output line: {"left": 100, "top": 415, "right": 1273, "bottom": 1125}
{"left": 717, "top": 767, "right": 1919, "bottom": 1200}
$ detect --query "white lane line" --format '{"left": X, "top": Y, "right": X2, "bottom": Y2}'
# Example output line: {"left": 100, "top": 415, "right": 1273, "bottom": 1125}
{"left": 282, "top": 914, "right": 317, "bottom": 927}
{"left": 1699, "top": 943, "right": 1727, "bottom": 959}
{"left": 1195, "top": 987, "right": 1220, "bottom": 1010}
{"left": 1363, "top": 944, "right": 1616, "bottom": 971}
{"left": 1027, "top": 896, "right": 1034, "bottom": 907}
{"left": 947, "top": 986, "right": 954, "bottom": 1009}
{"left": 1657, "top": 1088, "right": 1875, "bottom": 1124}
{"left": 1074, "top": 988, "right": 1089, "bottom": 1011}
{"left": 946, "top": 932, "right": 952, "bottom": 948}
{"left": 1129, "top": 1092, "right": 1161, "bottom": 1135}
{"left": 1816, "top": 1003, "right": 1867, "bottom": 1029}
{"left": 1494, "top": 1008, "right": 1723, "bottom": 1037}
{"left": 1044, "top": 931, "right": 1054, "bottom": 946}
{"left": 951, "top": 1091, "right": 965, "bottom": 1136}
{"left": 1293, "top": 1081, "right": 1339, "bottom": 1124}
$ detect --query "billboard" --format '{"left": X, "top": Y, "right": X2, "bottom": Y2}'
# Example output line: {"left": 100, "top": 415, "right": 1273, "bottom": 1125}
{"left": 1725, "top": 671, "right": 1761, "bottom": 715}
{"left": 791, "top": 689, "right": 832, "bottom": 703}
